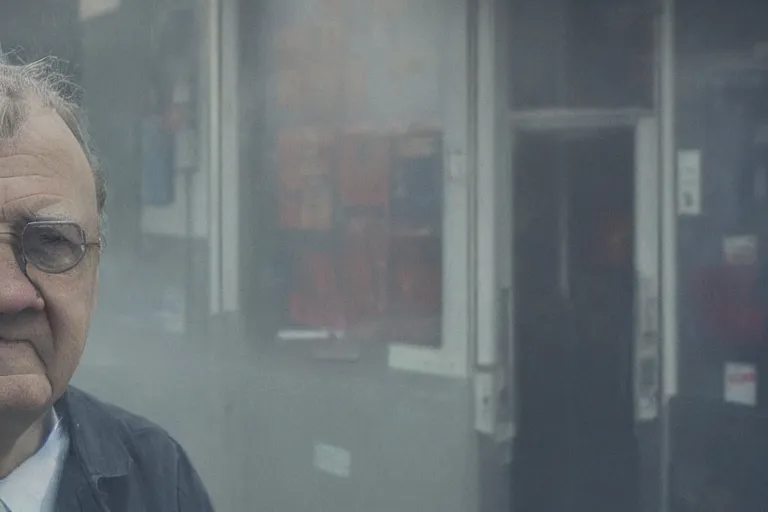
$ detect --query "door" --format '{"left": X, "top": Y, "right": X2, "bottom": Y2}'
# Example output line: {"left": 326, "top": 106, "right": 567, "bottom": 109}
{"left": 507, "top": 111, "right": 660, "bottom": 512}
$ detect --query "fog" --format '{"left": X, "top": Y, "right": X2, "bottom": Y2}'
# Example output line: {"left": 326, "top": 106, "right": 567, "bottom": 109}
{"left": 4, "top": 0, "right": 768, "bottom": 510}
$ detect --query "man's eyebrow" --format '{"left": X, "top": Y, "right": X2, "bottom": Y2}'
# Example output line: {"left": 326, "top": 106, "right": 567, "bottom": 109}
{"left": 26, "top": 212, "right": 76, "bottom": 221}
{"left": 10, "top": 213, "right": 77, "bottom": 229}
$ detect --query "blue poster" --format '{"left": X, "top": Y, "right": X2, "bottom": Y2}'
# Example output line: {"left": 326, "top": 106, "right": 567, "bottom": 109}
{"left": 140, "top": 115, "right": 175, "bottom": 206}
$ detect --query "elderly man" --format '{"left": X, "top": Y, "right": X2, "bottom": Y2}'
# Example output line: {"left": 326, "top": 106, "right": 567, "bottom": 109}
{"left": 0, "top": 59, "right": 214, "bottom": 511}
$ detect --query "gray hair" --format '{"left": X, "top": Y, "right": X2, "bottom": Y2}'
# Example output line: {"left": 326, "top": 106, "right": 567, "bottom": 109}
{"left": 0, "top": 55, "right": 106, "bottom": 218}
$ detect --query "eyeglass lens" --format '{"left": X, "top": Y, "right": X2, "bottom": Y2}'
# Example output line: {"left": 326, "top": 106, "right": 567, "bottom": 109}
{"left": 21, "top": 222, "right": 86, "bottom": 274}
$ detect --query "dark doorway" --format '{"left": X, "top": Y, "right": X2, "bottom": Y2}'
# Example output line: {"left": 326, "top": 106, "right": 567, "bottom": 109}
{"left": 511, "top": 127, "right": 639, "bottom": 512}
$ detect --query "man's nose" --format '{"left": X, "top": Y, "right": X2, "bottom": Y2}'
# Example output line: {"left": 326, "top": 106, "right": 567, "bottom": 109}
{"left": 0, "top": 245, "right": 43, "bottom": 314}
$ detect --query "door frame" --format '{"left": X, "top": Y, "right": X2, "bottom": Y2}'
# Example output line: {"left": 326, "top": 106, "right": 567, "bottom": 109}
{"left": 503, "top": 108, "right": 661, "bottom": 424}
{"left": 634, "top": 116, "right": 662, "bottom": 423}
{"left": 489, "top": 109, "right": 663, "bottom": 512}
{"left": 474, "top": 2, "right": 678, "bottom": 511}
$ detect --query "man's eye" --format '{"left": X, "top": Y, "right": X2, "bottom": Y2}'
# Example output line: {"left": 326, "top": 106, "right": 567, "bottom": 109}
{"left": 33, "top": 228, "right": 78, "bottom": 249}
{"left": 38, "top": 231, "right": 69, "bottom": 245}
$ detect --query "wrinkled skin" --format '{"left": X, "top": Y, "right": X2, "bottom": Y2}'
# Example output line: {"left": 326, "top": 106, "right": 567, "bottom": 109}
{"left": 0, "top": 106, "right": 99, "bottom": 475}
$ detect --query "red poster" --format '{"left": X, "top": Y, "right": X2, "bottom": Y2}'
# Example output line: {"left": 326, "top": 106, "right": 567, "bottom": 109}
{"left": 338, "top": 131, "right": 390, "bottom": 207}
{"left": 343, "top": 217, "right": 389, "bottom": 324}
{"left": 277, "top": 128, "right": 335, "bottom": 230}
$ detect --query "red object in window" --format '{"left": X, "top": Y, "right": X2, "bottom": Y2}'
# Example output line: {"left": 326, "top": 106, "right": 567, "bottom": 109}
{"left": 697, "top": 266, "right": 766, "bottom": 344}
{"left": 277, "top": 129, "right": 335, "bottom": 230}
{"left": 289, "top": 251, "right": 346, "bottom": 330}
{"left": 338, "top": 131, "right": 390, "bottom": 207}
{"left": 389, "top": 237, "right": 442, "bottom": 313}
{"left": 592, "top": 214, "right": 632, "bottom": 268}
{"left": 343, "top": 217, "right": 389, "bottom": 325}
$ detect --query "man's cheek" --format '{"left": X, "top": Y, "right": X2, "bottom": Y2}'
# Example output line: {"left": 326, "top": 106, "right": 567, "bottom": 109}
{"left": 45, "top": 334, "right": 84, "bottom": 398}
{"left": 46, "top": 295, "right": 90, "bottom": 348}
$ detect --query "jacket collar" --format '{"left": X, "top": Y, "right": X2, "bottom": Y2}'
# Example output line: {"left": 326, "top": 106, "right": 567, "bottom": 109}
{"left": 54, "top": 386, "right": 131, "bottom": 480}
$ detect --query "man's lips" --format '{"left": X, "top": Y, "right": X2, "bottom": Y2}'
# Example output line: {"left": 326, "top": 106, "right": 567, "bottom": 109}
{"left": 0, "top": 338, "right": 44, "bottom": 375}
{"left": 0, "top": 339, "right": 35, "bottom": 352}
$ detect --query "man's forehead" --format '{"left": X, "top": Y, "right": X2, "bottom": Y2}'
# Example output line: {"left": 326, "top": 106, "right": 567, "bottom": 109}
{"left": 0, "top": 108, "right": 90, "bottom": 178}
{"left": 0, "top": 109, "right": 96, "bottom": 222}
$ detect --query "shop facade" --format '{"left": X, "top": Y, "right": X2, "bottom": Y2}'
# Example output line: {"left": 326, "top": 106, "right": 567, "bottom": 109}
{"left": 491, "top": 0, "right": 768, "bottom": 510}
{"left": 110, "top": 0, "right": 718, "bottom": 509}
{"left": 227, "top": 0, "right": 674, "bottom": 510}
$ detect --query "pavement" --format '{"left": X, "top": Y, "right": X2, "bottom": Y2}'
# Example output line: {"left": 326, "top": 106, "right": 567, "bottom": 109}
{"left": 74, "top": 301, "right": 476, "bottom": 512}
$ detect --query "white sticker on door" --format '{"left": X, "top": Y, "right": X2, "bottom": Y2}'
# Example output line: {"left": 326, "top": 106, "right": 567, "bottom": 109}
{"left": 724, "top": 362, "right": 757, "bottom": 407}
{"left": 723, "top": 235, "right": 758, "bottom": 266}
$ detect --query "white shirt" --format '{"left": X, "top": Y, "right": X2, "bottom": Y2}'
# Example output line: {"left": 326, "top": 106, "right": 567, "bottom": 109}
{"left": 0, "top": 411, "right": 69, "bottom": 512}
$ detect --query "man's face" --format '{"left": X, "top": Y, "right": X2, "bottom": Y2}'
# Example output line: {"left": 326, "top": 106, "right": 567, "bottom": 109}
{"left": 0, "top": 107, "right": 99, "bottom": 416}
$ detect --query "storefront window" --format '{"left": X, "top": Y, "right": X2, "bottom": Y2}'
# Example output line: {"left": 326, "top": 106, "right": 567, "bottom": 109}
{"left": 244, "top": 0, "right": 454, "bottom": 348}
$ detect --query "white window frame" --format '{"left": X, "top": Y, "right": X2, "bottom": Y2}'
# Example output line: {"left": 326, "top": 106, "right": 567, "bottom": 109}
{"left": 387, "top": 0, "right": 477, "bottom": 378}
{"left": 206, "top": 0, "right": 240, "bottom": 316}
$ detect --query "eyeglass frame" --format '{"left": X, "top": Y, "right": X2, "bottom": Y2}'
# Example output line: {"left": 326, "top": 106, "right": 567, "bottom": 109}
{"left": 17, "top": 220, "right": 103, "bottom": 275}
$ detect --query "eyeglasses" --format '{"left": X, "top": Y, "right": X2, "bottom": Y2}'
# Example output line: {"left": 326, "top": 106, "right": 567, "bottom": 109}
{"left": 16, "top": 221, "right": 101, "bottom": 274}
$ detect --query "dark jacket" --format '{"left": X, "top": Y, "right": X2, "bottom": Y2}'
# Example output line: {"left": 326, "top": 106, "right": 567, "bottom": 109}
{"left": 52, "top": 386, "right": 215, "bottom": 511}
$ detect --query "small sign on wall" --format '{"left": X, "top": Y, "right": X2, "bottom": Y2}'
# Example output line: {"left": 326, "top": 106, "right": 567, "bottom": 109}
{"left": 723, "top": 235, "right": 758, "bottom": 266}
{"left": 724, "top": 362, "right": 757, "bottom": 407}
{"left": 677, "top": 150, "right": 702, "bottom": 216}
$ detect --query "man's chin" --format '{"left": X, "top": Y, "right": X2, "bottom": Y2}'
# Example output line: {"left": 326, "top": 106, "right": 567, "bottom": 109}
{"left": 0, "top": 374, "right": 53, "bottom": 414}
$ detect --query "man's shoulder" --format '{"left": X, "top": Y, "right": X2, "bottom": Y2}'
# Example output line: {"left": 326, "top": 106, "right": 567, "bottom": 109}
{"left": 59, "top": 387, "right": 214, "bottom": 511}
{"left": 61, "top": 386, "right": 188, "bottom": 478}
{"left": 64, "top": 386, "right": 176, "bottom": 447}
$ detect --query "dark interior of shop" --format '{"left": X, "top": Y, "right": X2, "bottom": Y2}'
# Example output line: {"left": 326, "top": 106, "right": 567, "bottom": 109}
{"left": 512, "top": 128, "right": 637, "bottom": 512}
